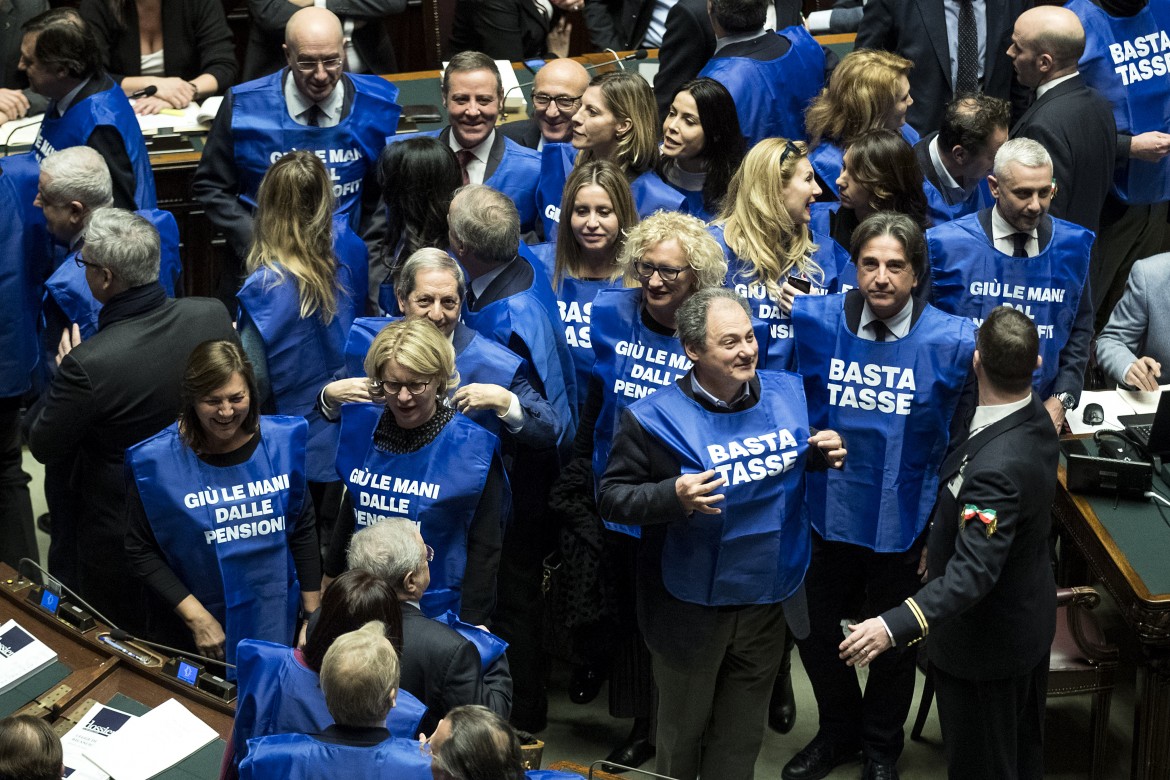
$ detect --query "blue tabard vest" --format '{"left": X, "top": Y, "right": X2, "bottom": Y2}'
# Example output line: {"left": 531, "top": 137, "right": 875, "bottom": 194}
{"left": 538, "top": 143, "right": 688, "bottom": 239}
{"left": 530, "top": 241, "right": 621, "bottom": 401}
{"left": 698, "top": 25, "right": 825, "bottom": 148}
{"left": 343, "top": 318, "right": 527, "bottom": 436}
{"left": 461, "top": 256, "right": 579, "bottom": 446}
{"left": 1067, "top": 0, "right": 1170, "bottom": 204}
{"left": 590, "top": 288, "right": 692, "bottom": 537}
{"left": 43, "top": 208, "right": 183, "bottom": 340}
{"left": 792, "top": 294, "right": 975, "bottom": 552}
{"left": 713, "top": 223, "right": 842, "bottom": 369}
{"left": 233, "top": 639, "right": 425, "bottom": 765}
{"left": 0, "top": 153, "right": 48, "bottom": 398}
{"left": 810, "top": 124, "right": 920, "bottom": 199}
{"left": 435, "top": 611, "right": 509, "bottom": 671}
{"left": 924, "top": 177, "right": 993, "bottom": 225}
{"left": 630, "top": 371, "right": 811, "bottom": 606}
{"left": 928, "top": 213, "right": 1092, "bottom": 397}
{"left": 126, "top": 417, "right": 308, "bottom": 676}
{"left": 34, "top": 82, "right": 156, "bottom": 210}
{"left": 237, "top": 221, "right": 364, "bottom": 482}
{"left": 240, "top": 732, "right": 431, "bottom": 780}
{"left": 808, "top": 202, "right": 859, "bottom": 292}
{"left": 231, "top": 71, "right": 400, "bottom": 228}
{"left": 336, "top": 403, "right": 501, "bottom": 618}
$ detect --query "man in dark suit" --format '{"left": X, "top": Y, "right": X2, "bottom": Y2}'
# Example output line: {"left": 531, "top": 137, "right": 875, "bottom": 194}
{"left": 1009, "top": 5, "right": 1115, "bottom": 234}
{"left": 0, "top": 0, "right": 47, "bottom": 121}
{"left": 242, "top": 0, "right": 405, "bottom": 80}
{"left": 599, "top": 287, "right": 846, "bottom": 780}
{"left": 916, "top": 94, "right": 1009, "bottom": 225}
{"left": 26, "top": 208, "right": 235, "bottom": 633}
{"left": 653, "top": 0, "right": 801, "bottom": 121}
{"left": 842, "top": 304, "right": 1059, "bottom": 780}
{"left": 788, "top": 214, "right": 976, "bottom": 780}
{"left": 500, "top": 58, "right": 590, "bottom": 150}
{"left": 347, "top": 520, "right": 513, "bottom": 735}
{"left": 856, "top": 0, "right": 1031, "bottom": 135}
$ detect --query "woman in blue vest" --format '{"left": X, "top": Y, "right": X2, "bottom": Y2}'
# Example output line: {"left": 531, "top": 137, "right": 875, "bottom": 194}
{"left": 810, "top": 128, "right": 929, "bottom": 291}
{"left": 715, "top": 137, "right": 844, "bottom": 370}
{"left": 657, "top": 78, "right": 745, "bottom": 222}
{"left": 805, "top": 49, "right": 919, "bottom": 198}
{"left": 371, "top": 137, "right": 463, "bottom": 315}
{"left": 238, "top": 150, "right": 363, "bottom": 543}
{"left": 331, "top": 317, "right": 508, "bottom": 626}
{"left": 530, "top": 160, "right": 638, "bottom": 402}
{"left": 229, "top": 568, "right": 426, "bottom": 776}
{"left": 125, "top": 340, "right": 321, "bottom": 673}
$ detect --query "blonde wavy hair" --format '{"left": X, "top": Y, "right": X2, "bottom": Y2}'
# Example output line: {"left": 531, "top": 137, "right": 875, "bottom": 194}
{"left": 245, "top": 150, "right": 341, "bottom": 323}
{"left": 805, "top": 49, "right": 913, "bottom": 148}
{"left": 618, "top": 211, "right": 728, "bottom": 292}
{"left": 719, "top": 138, "right": 821, "bottom": 299}
{"left": 553, "top": 160, "right": 638, "bottom": 287}
{"left": 364, "top": 318, "right": 460, "bottom": 400}
{"left": 576, "top": 71, "right": 659, "bottom": 176}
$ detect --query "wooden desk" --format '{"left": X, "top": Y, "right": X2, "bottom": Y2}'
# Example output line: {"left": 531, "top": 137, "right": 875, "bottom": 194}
{"left": 1053, "top": 468, "right": 1170, "bottom": 778}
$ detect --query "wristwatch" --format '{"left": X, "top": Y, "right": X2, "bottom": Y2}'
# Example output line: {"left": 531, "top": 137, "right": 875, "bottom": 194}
{"left": 1052, "top": 392, "right": 1076, "bottom": 410}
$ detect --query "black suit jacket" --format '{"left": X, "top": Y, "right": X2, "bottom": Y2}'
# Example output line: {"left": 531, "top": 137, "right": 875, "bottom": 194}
{"left": 882, "top": 394, "right": 1057, "bottom": 680}
{"left": 842, "top": 287, "right": 927, "bottom": 335}
{"left": 1010, "top": 74, "right": 1116, "bottom": 234}
{"left": 466, "top": 254, "right": 536, "bottom": 311}
{"left": 499, "top": 117, "right": 543, "bottom": 150}
{"left": 1, "top": 0, "right": 48, "bottom": 115}
{"left": 856, "top": 0, "right": 1032, "bottom": 134}
{"left": 438, "top": 126, "right": 511, "bottom": 183}
{"left": 400, "top": 602, "right": 513, "bottom": 734}
{"left": 449, "top": 0, "right": 556, "bottom": 60}
{"left": 653, "top": 0, "right": 803, "bottom": 121}
{"left": 242, "top": 0, "right": 404, "bottom": 81}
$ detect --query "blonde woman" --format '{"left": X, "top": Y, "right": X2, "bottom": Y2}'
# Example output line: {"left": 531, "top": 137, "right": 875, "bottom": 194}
{"left": 328, "top": 317, "right": 508, "bottom": 626}
{"left": 713, "top": 138, "right": 848, "bottom": 368}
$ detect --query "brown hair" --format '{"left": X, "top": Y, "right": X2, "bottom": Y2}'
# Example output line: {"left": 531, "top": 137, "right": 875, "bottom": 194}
{"left": 177, "top": 340, "right": 261, "bottom": 453}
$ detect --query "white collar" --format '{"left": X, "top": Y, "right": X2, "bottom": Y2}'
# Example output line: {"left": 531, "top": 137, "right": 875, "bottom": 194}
{"left": 991, "top": 205, "right": 1037, "bottom": 243}
{"left": 1036, "top": 71, "right": 1079, "bottom": 100}
{"left": 448, "top": 127, "right": 495, "bottom": 162}
{"left": 969, "top": 395, "right": 1031, "bottom": 437}
{"left": 858, "top": 296, "right": 915, "bottom": 340}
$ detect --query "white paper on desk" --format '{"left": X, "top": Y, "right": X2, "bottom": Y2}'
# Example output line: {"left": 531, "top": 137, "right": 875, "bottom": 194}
{"left": 1118, "top": 387, "right": 1168, "bottom": 415}
{"left": 0, "top": 619, "right": 58, "bottom": 695}
{"left": 0, "top": 115, "right": 42, "bottom": 148}
{"left": 83, "top": 698, "right": 216, "bottom": 780}
{"left": 61, "top": 702, "right": 137, "bottom": 780}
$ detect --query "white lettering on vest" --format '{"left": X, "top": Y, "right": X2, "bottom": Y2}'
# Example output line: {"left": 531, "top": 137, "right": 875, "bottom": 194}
{"left": 707, "top": 428, "right": 801, "bottom": 486}
{"left": 826, "top": 359, "right": 916, "bottom": 415}
{"left": 1108, "top": 30, "right": 1170, "bottom": 85}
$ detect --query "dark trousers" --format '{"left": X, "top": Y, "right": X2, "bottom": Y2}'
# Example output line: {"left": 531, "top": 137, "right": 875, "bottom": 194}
{"left": 44, "top": 459, "right": 79, "bottom": 590}
{"left": 933, "top": 658, "right": 1048, "bottom": 780}
{"left": 0, "top": 400, "right": 36, "bottom": 570}
{"left": 797, "top": 532, "right": 925, "bottom": 763}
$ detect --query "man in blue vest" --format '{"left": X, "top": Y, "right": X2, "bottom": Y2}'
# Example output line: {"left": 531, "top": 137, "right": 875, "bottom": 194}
{"left": 500, "top": 58, "right": 590, "bottom": 151}
{"left": 841, "top": 305, "right": 1059, "bottom": 780}
{"left": 448, "top": 183, "right": 576, "bottom": 731}
{"left": 916, "top": 95, "right": 1009, "bottom": 226}
{"left": 19, "top": 8, "right": 154, "bottom": 210}
{"left": 787, "top": 213, "right": 976, "bottom": 780}
{"left": 191, "top": 7, "right": 400, "bottom": 300}
{"left": 928, "top": 138, "right": 1094, "bottom": 433}
{"left": 599, "top": 287, "right": 846, "bottom": 780}
{"left": 696, "top": 0, "right": 825, "bottom": 148}
{"left": 240, "top": 620, "right": 432, "bottom": 779}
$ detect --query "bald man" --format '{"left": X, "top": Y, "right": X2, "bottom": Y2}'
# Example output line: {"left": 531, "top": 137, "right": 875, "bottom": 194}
{"left": 192, "top": 7, "right": 401, "bottom": 301}
{"left": 500, "top": 58, "right": 589, "bottom": 150}
{"left": 1009, "top": 5, "right": 1116, "bottom": 235}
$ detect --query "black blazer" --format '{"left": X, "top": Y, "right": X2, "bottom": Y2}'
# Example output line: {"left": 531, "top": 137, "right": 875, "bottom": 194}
{"left": 466, "top": 254, "right": 536, "bottom": 311}
{"left": 449, "top": 0, "right": 557, "bottom": 61}
{"left": 1010, "top": 74, "right": 1116, "bottom": 234}
{"left": 1, "top": 0, "right": 48, "bottom": 115}
{"left": 842, "top": 287, "right": 926, "bottom": 335}
{"left": 499, "top": 118, "right": 543, "bottom": 150}
{"left": 856, "top": 0, "right": 1031, "bottom": 134}
{"left": 882, "top": 394, "right": 1058, "bottom": 680}
{"left": 79, "top": 0, "right": 237, "bottom": 93}
{"left": 438, "top": 126, "right": 511, "bottom": 183}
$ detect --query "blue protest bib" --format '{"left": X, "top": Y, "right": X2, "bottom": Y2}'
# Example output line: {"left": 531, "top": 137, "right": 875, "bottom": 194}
{"left": 336, "top": 403, "right": 500, "bottom": 618}
{"left": 232, "top": 72, "right": 400, "bottom": 227}
{"left": 793, "top": 294, "right": 974, "bottom": 551}
{"left": 240, "top": 732, "right": 431, "bottom": 780}
{"left": 630, "top": 372, "right": 811, "bottom": 606}
{"left": 434, "top": 611, "right": 509, "bottom": 671}
{"left": 928, "top": 213, "right": 1092, "bottom": 396}
{"left": 698, "top": 25, "right": 824, "bottom": 148}
{"left": 1067, "top": 0, "right": 1170, "bottom": 204}
{"left": 924, "top": 177, "right": 994, "bottom": 225}
{"left": 0, "top": 153, "right": 47, "bottom": 398}
{"left": 126, "top": 418, "right": 308, "bottom": 675}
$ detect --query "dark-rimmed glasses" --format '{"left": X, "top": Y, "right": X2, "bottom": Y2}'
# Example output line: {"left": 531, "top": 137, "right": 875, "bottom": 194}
{"left": 634, "top": 260, "right": 688, "bottom": 282}
{"left": 532, "top": 92, "right": 583, "bottom": 110}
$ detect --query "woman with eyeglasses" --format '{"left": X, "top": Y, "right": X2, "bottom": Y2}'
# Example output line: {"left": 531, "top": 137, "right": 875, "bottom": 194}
{"left": 548, "top": 211, "right": 728, "bottom": 768}
{"left": 713, "top": 138, "right": 847, "bottom": 369}
{"left": 538, "top": 71, "right": 686, "bottom": 239}
{"left": 328, "top": 317, "right": 508, "bottom": 628}
{"left": 125, "top": 340, "right": 321, "bottom": 675}
{"left": 657, "top": 78, "right": 746, "bottom": 222}
{"left": 804, "top": 48, "right": 919, "bottom": 198}
{"left": 809, "top": 128, "right": 930, "bottom": 291}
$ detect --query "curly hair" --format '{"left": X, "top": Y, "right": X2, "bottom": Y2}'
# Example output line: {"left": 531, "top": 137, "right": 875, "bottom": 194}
{"left": 618, "top": 210, "right": 728, "bottom": 291}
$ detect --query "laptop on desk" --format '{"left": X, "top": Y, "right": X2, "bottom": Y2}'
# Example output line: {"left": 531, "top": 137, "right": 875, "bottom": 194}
{"left": 1119, "top": 391, "right": 1170, "bottom": 456}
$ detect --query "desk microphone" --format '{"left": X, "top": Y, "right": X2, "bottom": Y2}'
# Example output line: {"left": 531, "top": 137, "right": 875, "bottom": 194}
{"left": 18, "top": 557, "right": 120, "bottom": 631}
{"left": 128, "top": 85, "right": 158, "bottom": 100}
{"left": 108, "top": 628, "right": 235, "bottom": 671}
{"left": 500, "top": 49, "right": 649, "bottom": 118}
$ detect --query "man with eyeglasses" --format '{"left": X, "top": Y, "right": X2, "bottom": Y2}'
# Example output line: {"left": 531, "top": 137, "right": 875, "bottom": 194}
{"left": 192, "top": 6, "right": 400, "bottom": 304}
{"left": 500, "top": 58, "right": 590, "bottom": 150}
